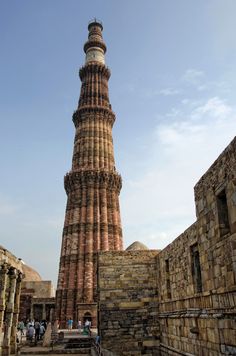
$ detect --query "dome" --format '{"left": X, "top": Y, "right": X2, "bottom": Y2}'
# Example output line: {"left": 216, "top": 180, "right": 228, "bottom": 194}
{"left": 22, "top": 264, "right": 42, "bottom": 282}
{"left": 126, "top": 241, "right": 149, "bottom": 251}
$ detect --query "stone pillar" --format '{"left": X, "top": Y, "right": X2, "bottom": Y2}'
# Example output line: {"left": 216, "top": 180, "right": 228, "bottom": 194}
{"left": 30, "top": 304, "right": 33, "bottom": 321}
{"left": 0, "top": 264, "right": 9, "bottom": 353}
{"left": 42, "top": 303, "right": 46, "bottom": 320}
{"left": 2, "top": 268, "right": 17, "bottom": 356}
{"left": 10, "top": 272, "right": 22, "bottom": 354}
{"left": 49, "top": 307, "right": 54, "bottom": 322}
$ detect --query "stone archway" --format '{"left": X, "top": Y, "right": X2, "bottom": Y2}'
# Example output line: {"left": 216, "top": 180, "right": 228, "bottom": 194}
{"left": 83, "top": 312, "right": 92, "bottom": 325}
{"left": 77, "top": 303, "right": 97, "bottom": 327}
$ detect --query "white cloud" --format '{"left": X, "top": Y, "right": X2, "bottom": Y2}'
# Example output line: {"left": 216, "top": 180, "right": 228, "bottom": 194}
{"left": 182, "top": 69, "right": 205, "bottom": 85}
{"left": 145, "top": 87, "right": 180, "bottom": 98}
{"left": 191, "top": 97, "right": 232, "bottom": 120}
{"left": 158, "top": 88, "right": 180, "bottom": 96}
{"left": 197, "top": 84, "right": 208, "bottom": 92}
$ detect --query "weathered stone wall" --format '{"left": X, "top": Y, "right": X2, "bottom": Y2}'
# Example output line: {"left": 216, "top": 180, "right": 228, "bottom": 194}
{"left": 21, "top": 280, "right": 55, "bottom": 298}
{"left": 19, "top": 281, "right": 55, "bottom": 322}
{"left": 158, "top": 137, "right": 236, "bottom": 355}
{"left": 98, "top": 250, "right": 160, "bottom": 355}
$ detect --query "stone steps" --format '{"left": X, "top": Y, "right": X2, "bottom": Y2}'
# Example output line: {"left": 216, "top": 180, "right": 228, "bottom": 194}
{"left": 20, "top": 351, "right": 91, "bottom": 356}
{"left": 19, "top": 334, "right": 96, "bottom": 355}
{"left": 19, "top": 336, "right": 94, "bottom": 355}
{"left": 65, "top": 337, "right": 93, "bottom": 349}
{"left": 20, "top": 349, "right": 91, "bottom": 355}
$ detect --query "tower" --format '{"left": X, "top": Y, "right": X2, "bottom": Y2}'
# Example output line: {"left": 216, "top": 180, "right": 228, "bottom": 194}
{"left": 56, "top": 21, "right": 123, "bottom": 327}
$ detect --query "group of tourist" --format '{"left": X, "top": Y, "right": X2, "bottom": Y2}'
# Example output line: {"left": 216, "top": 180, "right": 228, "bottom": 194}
{"left": 17, "top": 319, "right": 47, "bottom": 344}
{"left": 67, "top": 318, "right": 92, "bottom": 336}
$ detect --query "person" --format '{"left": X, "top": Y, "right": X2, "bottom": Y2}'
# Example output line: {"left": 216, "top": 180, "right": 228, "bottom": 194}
{"left": 77, "top": 319, "right": 82, "bottom": 333}
{"left": 16, "top": 332, "right": 20, "bottom": 344}
{"left": 85, "top": 319, "right": 91, "bottom": 336}
{"left": 67, "top": 317, "right": 73, "bottom": 330}
{"left": 41, "top": 319, "right": 47, "bottom": 330}
{"left": 27, "top": 324, "right": 35, "bottom": 343}
{"left": 39, "top": 323, "right": 45, "bottom": 340}
{"left": 19, "top": 320, "right": 25, "bottom": 336}
{"left": 34, "top": 320, "right": 40, "bottom": 343}
{"left": 26, "top": 320, "right": 31, "bottom": 331}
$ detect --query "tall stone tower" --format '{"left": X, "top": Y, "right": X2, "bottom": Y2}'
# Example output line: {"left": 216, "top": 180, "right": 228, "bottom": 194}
{"left": 56, "top": 20, "right": 123, "bottom": 327}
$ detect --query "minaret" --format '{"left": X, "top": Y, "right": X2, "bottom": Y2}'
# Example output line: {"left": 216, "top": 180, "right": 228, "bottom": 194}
{"left": 56, "top": 20, "right": 123, "bottom": 327}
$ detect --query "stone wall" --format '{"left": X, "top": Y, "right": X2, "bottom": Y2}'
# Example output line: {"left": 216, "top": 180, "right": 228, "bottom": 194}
{"left": 158, "top": 227, "right": 236, "bottom": 354}
{"left": 21, "top": 280, "right": 55, "bottom": 298}
{"left": 98, "top": 250, "right": 160, "bottom": 355}
{"left": 158, "top": 137, "right": 236, "bottom": 355}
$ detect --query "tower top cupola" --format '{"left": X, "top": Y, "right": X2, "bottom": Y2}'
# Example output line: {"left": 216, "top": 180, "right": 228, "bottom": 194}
{"left": 84, "top": 19, "right": 106, "bottom": 64}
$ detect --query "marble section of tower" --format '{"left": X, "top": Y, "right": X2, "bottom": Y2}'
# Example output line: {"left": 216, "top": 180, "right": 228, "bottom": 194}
{"left": 56, "top": 21, "right": 123, "bottom": 327}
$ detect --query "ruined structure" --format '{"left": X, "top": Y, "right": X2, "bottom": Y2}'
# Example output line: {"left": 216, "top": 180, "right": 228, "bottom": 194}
{"left": 0, "top": 246, "right": 23, "bottom": 355}
{"left": 56, "top": 20, "right": 123, "bottom": 327}
{"left": 19, "top": 264, "right": 55, "bottom": 323}
{"left": 98, "top": 137, "right": 236, "bottom": 355}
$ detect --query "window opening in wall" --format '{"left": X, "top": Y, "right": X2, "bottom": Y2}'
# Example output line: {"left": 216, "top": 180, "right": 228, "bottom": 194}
{"left": 191, "top": 244, "right": 202, "bottom": 293}
{"left": 216, "top": 189, "right": 230, "bottom": 236}
{"left": 165, "top": 259, "right": 171, "bottom": 299}
{"left": 165, "top": 259, "right": 169, "bottom": 273}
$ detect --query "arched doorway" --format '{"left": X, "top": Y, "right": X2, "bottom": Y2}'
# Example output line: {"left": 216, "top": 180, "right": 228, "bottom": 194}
{"left": 83, "top": 312, "right": 92, "bottom": 325}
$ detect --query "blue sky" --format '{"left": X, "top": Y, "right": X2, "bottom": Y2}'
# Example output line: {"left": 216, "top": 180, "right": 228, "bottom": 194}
{"left": 0, "top": 0, "right": 236, "bottom": 285}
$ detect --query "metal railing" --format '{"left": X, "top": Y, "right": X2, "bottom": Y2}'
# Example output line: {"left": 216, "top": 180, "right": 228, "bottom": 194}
{"left": 91, "top": 338, "right": 103, "bottom": 356}
{"left": 88, "top": 18, "right": 103, "bottom": 26}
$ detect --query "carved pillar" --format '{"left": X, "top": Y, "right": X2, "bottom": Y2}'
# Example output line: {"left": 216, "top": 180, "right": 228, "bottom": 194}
{"left": 0, "top": 263, "right": 9, "bottom": 353}
{"left": 42, "top": 304, "right": 46, "bottom": 320}
{"left": 10, "top": 272, "right": 22, "bottom": 354}
{"left": 49, "top": 307, "right": 54, "bottom": 322}
{"left": 30, "top": 303, "right": 33, "bottom": 320}
{"left": 2, "top": 268, "right": 17, "bottom": 356}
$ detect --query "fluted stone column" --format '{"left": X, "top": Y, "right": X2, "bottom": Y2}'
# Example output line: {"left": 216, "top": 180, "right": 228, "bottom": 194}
{"left": 2, "top": 268, "right": 17, "bottom": 356}
{"left": 42, "top": 304, "right": 46, "bottom": 320}
{"left": 10, "top": 272, "right": 22, "bottom": 354}
{"left": 0, "top": 264, "right": 9, "bottom": 353}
